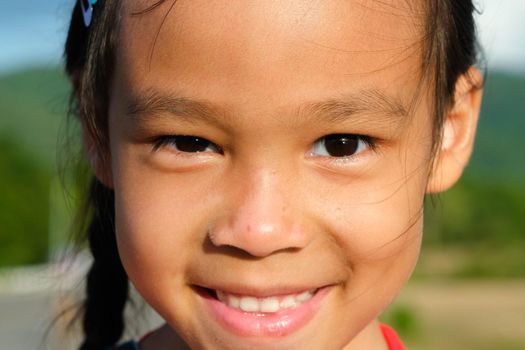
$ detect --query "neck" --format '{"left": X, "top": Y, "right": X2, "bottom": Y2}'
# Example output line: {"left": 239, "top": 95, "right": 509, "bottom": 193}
{"left": 140, "top": 324, "right": 190, "bottom": 350}
{"left": 342, "top": 319, "right": 390, "bottom": 350}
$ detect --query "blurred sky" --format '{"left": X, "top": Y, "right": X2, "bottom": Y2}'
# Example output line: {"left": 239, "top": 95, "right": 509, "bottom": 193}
{"left": 0, "top": 0, "right": 524, "bottom": 75}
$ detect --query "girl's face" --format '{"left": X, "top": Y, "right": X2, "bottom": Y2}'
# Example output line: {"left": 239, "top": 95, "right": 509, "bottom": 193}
{"left": 107, "top": 1, "right": 433, "bottom": 349}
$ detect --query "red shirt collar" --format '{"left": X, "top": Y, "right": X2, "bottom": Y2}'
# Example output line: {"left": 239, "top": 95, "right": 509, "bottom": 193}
{"left": 380, "top": 323, "right": 407, "bottom": 350}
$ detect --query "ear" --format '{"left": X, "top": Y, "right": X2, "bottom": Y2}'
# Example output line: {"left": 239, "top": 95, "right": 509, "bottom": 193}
{"left": 68, "top": 69, "right": 114, "bottom": 188}
{"left": 426, "top": 67, "right": 483, "bottom": 193}
{"left": 82, "top": 125, "right": 114, "bottom": 188}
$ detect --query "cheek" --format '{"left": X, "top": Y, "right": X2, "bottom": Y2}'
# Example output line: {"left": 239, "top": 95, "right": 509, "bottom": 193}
{"left": 315, "top": 153, "right": 428, "bottom": 293}
{"left": 331, "top": 185, "right": 424, "bottom": 260}
{"left": 315, "top": 183, "right": 424, "bottom": 342}
{"left": 111, "top": 146, "right": 218, "bottom": 294}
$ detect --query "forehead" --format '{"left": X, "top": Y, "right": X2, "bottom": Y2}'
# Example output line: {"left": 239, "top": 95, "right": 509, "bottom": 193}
{"left": 115, "top": 0, "right": 426, "bottom": 114}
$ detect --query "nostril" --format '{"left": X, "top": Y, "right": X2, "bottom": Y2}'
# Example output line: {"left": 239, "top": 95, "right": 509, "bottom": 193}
{"left": 207, "top": 206, "right": 310, "bottom": 258}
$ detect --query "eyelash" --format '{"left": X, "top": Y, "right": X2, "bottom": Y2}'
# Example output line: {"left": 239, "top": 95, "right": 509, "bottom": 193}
{"left": 310, "top": 134, "right": 375, "bottom": 161}
{"left": 152, "top": 134, "right": 376, "bottom": 160}
{"left": 153, "top": 135, "right": 223, "bottom": 155}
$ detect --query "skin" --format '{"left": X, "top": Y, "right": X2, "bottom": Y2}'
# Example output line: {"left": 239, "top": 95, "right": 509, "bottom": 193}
{"left": 88, "top": 0, "right": 481, "bottom": 349}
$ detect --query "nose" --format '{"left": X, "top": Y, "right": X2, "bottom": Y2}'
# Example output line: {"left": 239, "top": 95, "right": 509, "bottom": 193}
{"left": 209, "top": 168, "right": 311, "bottom": 258}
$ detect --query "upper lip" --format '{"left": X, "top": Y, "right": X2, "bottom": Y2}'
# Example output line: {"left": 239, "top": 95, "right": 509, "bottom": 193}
{"left": 195, "top": 283, "right": 328, "bottom": 298}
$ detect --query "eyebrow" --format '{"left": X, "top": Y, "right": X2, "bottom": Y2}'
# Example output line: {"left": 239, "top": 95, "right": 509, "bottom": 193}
{"left": 127, "top": 89, "right": 224, "bottom": 123}
{"left": 126, "top": 88, "right": 408, "bottom": 126}
{"left": 302, "top": 89, "right": 408, "bottom": 124}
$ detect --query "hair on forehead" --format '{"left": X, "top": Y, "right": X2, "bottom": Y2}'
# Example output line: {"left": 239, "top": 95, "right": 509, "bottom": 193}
{"left": 129, "top": 0, "right": 431, "bottom": 74}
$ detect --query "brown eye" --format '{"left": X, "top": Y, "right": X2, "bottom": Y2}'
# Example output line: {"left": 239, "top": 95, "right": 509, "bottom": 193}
{"left": 312, "top": 134, "right": 369, "bottom": 158}
{"left": 154, "top": 135, "right": 222, "bottom": 154}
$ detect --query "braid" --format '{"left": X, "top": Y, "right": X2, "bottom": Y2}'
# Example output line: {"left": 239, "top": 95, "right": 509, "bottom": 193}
{"left": 64, "top": 3, "right": 129, "bottom": 349}
{"left": 79, "top": 178, "right": 129, "bottom": 350}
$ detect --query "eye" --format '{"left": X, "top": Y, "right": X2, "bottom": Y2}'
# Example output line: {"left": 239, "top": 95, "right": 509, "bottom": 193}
{"left": 311, "top": 134, "right": 372, "bottom": 158}
{"left": 154, "top": 135, "right": 222, "bottom": 154}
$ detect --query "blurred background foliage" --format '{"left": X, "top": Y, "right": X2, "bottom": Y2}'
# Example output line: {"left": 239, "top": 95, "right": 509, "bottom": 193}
{"left": 1, "top": 66, "right": 523, "bottom": 278}
{"left": 0, "top": 67, "right": 73, "bottom": 266}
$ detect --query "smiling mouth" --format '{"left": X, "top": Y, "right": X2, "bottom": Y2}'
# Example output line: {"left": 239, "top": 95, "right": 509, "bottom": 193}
{"left": 213, "top": 289, "right": 317, "bottom": 313}
{"left": 196, "top": 285, "right": 328, "bottom": 337}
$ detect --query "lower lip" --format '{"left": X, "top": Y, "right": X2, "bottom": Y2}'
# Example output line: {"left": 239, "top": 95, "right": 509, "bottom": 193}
{"left": 200, "top": 287, "right": 330, "bottom": 337}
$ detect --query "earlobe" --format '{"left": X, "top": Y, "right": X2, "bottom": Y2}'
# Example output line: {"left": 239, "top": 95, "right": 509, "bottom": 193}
{"left": 426, "top": 68, "right": 483, "bottom": 194}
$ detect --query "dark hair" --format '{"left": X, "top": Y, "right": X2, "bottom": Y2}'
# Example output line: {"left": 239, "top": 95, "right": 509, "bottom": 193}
{"left": 65, "top": 2, "right": 127, "bottom": 349}
{"left": 64, "top": 1, "right": 480, "bottom": 348}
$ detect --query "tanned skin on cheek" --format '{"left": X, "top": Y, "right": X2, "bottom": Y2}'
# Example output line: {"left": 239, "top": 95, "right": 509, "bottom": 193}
{"left": 102, "top": 1, "right": 441, "bottom": 349}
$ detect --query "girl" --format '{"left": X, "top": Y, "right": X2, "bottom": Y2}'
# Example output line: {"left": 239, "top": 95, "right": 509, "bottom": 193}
{"left": 65, "top": 0, "right": 482, "bottom": 349}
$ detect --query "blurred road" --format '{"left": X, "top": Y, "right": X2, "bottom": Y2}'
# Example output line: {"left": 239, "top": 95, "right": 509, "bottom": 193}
{"left": 0, "top": 292, "right": 52, "bottom": 350}
{"left": 0, "top": 261, "right": 162, "bottom": 350}
{"left": 0, "top": 288, "right": 162, "bottom": 350}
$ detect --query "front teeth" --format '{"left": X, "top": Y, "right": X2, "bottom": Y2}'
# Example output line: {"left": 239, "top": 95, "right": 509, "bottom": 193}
{"left": 239, "top": 296, "right": 259, "bottom": 312}
{"left": 260, "top": 297, "right": 280, "bottom": 312}
{"left": 216, "top": 290, "right": 315, "bottom": 313}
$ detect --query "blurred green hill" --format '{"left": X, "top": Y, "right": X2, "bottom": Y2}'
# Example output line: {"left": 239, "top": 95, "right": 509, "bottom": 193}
{"left": 0, "top": 67, "right": 73, "bottom": 266}
{"left": 0, "top": 67, "right": 71, "bottom": 168}
{"left": 470, "top": 71, "right": 525, "bottom": 182}
{"left": 0, "top": 67, "right": 524, "bottom": 273}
